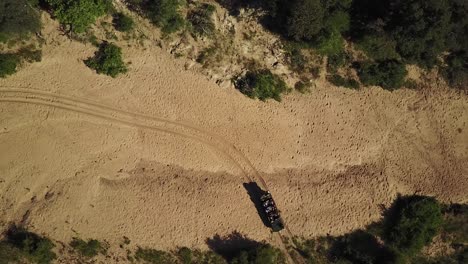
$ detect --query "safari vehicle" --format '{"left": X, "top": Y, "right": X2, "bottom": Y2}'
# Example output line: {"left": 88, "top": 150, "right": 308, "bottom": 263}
{"left": 260, "top": 191, "right": 285, "bottom": 232}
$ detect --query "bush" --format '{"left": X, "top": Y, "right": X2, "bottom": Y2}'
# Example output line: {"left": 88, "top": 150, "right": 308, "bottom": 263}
{"left": 0, "top": 0, "right": 41, "bottom": 40}
{"left": 231, "top": 244, "right": 286, "bottom": 264}
{"left": 0, "top": 53, "right": 20, "bottom": 78}
{"left": 234, "top": 69, "right": 288, "bottom": 101}
{"left": 327, "top": 51, "right": 349, "bottom": 73}
{"left": 70, "top": 237, "right": 106, "bottom": 258}
{"left": 328, "top": 74, "right": 359, "bottom": 90}
{"left": 383, "top": 195, "right": 443, "bottom": 257}
{"left": 46, "top": 0, "right": 113, "bottom": 33}
{"left": 113, "top": 12, "right": 134, "bottom": 32}
{"left": 85, "top": 42, "right": 127, "bottom": 77}
{"left": 2, "top": 225, "right": 56, "bottom": 264}
{"left": 294, "top": 81, "right": 311, "bottom": 93}
{"left": 357, "top": 60, "right": 407, "bottom": 90}
{"left": 331, "top": 230, "right": 396, "bottom": 264}
{"left": 139, "top": 0, "right": 184, "bottom": 34}
{"left": 135, "top": 247, "right": 177, "bottom": 264}
{"left": 176, "top": 247, "right": 226, "bottom": 264}
{"left": 315, "top": 29, "right": 344, "bottom": 56}
{"left": 188, "top": 3, "right": 216, "bottom": 37}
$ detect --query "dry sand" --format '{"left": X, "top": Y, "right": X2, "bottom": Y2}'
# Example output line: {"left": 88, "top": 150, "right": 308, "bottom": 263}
{"left": 0, "top": 16, "right": 467, "bottom": 256}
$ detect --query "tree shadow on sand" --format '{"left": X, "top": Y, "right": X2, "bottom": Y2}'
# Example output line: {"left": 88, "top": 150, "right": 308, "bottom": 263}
{"left": 206, "top": 231, "right": 263, "bottom": 260}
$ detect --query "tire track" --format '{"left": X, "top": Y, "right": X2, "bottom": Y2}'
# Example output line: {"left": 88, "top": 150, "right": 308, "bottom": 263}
{"left": 0, "top": 87, "right": 299, "bottom": 262}
{"left": 0, "top": 87, "right": 270, "bottom": 187}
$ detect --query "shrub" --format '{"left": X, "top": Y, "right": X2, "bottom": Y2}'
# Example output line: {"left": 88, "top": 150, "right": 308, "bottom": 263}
{"left": 176, "top": 247, "right": 226, "bottom": 264}
{"left": 46, "top": 0, "right": 113, "bottom": 33}
{"left": 0, "top": 0, "right": 41, "bottom": 40}
{"left": 234, "top": 69, "right": 288, "bottom": 101}
{"left": 0, "top": 53, "right": 20, "bottom": 78}
{"left": 294, "top": 81, "right": 311, "bottom": 93}
{"left": 231, "top": 244, "right": 286, "bottom": 264}
{"left": 328, "top": 74, "right": 359, "bottom": 90}
{"left": 70, "top": 237, "right": 106, "bottom": 258}
{"left": 357, "top": 60, "right": 407, "bottom": 90}
{"left": 331, "top": 230, "right": 396, "bottom": 264}
{"left": 383, "top": 195, "right": 443, "bottom": 257}
{"left": 188, "top": 3, "right": 216, "bottom": 37}
{"left": 284, "top": 43, "right": 307, "bottom": 72}
{"left": 327, "top": 51, "right": 349, "bottom": 73}
{"left": 135, "top": 247, "right": 177, "bottom": 264}
{"left": 140, "top": 0, "right": 184, "bottom": 34}
{"left": 3, "top": 225, "right": 56, "bottom": 264}
{"left": 17, "top": 47, "right": 42, "bottom": 63}
{"left": 85, "top": 42, "right": 127, "bottom": 77}
{"left": 113, "top": 12, "right": 134, "bottom": 32}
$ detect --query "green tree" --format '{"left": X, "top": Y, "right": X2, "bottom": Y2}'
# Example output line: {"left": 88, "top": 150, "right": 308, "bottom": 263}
{"left": 357, "top": 60, "right": 407, "bottom": 90}
{"left": 0, "top": 0, "right": 41, "bottom": 41}
{"left": 85, "top": 42, "right": 127, "bottom": 77}
{"left": 383, "top": 195, "right": 443, "bottom": 257}
{"left": 388, "top": 0, "right": 452, "bottom": 67}
{"left": 0, "top": 54, "right": 20, "bottom": 78}
{"left": 356, "top": 34, "right": 399, "bottom": 61}
{"left": 444, "top": 50, "right": 468, "bottom": 91}
{"left": 286, "top": 0, "right": 324, "bottom": 41}
{"left": 46, "top": 0, "right": 113, "bottom": 33}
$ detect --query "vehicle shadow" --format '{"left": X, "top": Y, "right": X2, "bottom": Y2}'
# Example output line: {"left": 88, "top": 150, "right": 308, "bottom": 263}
{"left": 243, "top": 182, "right": 271, "bottom": 228}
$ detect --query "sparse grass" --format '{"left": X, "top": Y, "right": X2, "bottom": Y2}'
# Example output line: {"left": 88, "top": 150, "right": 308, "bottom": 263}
{"left": 188, "top": 3, "right": 216, "bottom": 37}
{"left": 294, "top": 80, "right": 312, "bottom": 93}
{"left": 70, "top": 237, "right": 106, "bottom": 258}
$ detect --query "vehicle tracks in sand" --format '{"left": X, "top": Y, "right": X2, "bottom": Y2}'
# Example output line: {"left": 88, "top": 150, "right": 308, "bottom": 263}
{"left": 0, "top": 87, "right": 301, "bottom": 263}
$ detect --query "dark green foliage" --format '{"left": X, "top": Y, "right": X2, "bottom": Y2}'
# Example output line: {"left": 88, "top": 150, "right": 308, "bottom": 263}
{"left": 85, "top": 42, "right": 127, "bottom": 77}
{"left": 0, "top": 0, "right": 41, "bottom": 40}
{"left": 441, "top": 204, "right": 468, "bottom": 247}
{"left": 328, "top": 74, "right": 359, "bottom": 90}
{"left": 357, "top": 60, "right": 407, "bottom": 90}
{"left": 284, "top": 42, "right": 307, "bottom": 72}
{"left": 70, "top": 237, "right": 106, "bottom": 258}
{"left": 234, "top": 69, "right": 288, "bottom": 101}
{"left": 2, "top": 225, "right": 57, "bottom": 264}
{"left": 46, "top": 0, "right": 113, "bottom": 33}
{"left": 113, "top": 12, "right": 134, "bottom": 32}
{"left": 0, "top": 53, "right": 20, "bottom": 78}
{"left": 135, "top": 0, "right": 184, "bottom": 34}
{"left": 231, "top": 244, "right": 286, "bottom": 264}
{"left": 188, "top": 4, "right": 216, "bottom": 37}
{"left": 286, "top": 0, "right": 324, "bottom": 41}
{"left": 383, "top": 195, "right": 443, "bottom": 257}
{"left": 356, "top": 34, "right": 399, "bottom": 61}
{"left": 444, "top": 50, "right": 468, "bottom": 91}
{"left": 331, "top": 230, "right": 396, "bottom": 264}
{"left": 135, "top": 247, "right": 178, "bottom": 263}
{"left": 387, "top": 0, "right": 451, "bottom": 68}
